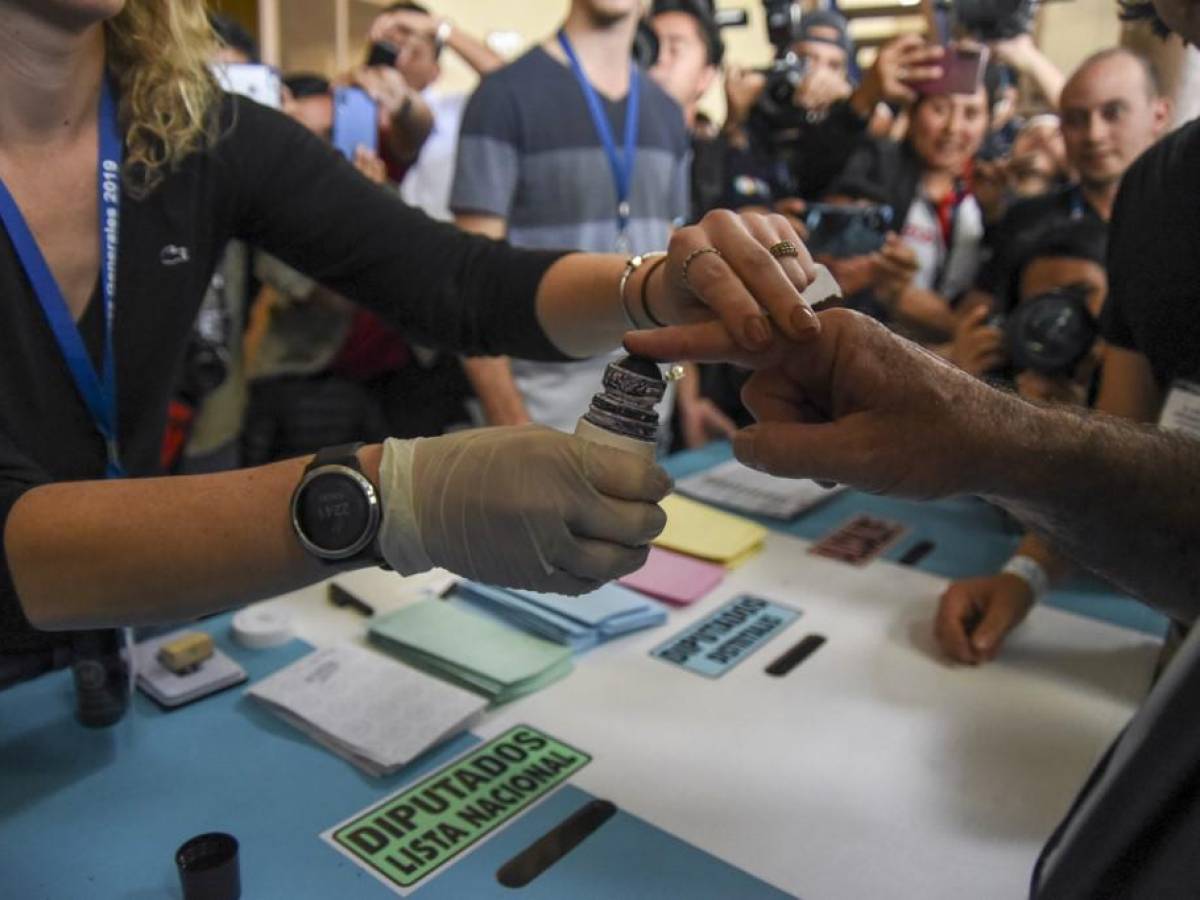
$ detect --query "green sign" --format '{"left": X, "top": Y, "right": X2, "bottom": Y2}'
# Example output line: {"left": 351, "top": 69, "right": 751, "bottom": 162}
{"left": 327, "top": 725, "right": 591, "bottom": 891}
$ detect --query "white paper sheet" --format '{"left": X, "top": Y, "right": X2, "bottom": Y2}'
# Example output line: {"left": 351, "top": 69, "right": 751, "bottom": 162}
{"left": 676, "top": 458, "right": 844, "bottom": 519}
{"left": 247, "top": 642, "right": 487, "bottom": 777}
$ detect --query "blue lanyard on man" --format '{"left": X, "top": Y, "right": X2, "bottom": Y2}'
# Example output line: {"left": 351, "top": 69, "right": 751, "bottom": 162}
{"left": 0, "top": 78, "right": 125, "bottom": 478}
{"left": 557, "top": 29, "right": 640, "bottom": 254}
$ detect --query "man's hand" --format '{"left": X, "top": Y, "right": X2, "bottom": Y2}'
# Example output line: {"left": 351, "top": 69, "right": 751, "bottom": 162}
{"left": 947, "top": 305, "right": 1005, "bottom": 376}
{"left": 793, "top": 67, "right": 852, "bottom": 115}
{"left": 370, "top": 7, "right": 438, "bottom": 46}
{"left": 352, "top": 146, "right": 389, "bottom": 185}
{"left": 972, "top": 158, "right": 1010, "bottom": 225}
{"left": 990, "top": 33, "right": 1039, "bottom": 72}
{"left": 349, "top": 64, "right": 411, "bottom": 120}
{"left": 724, "top": 65, "right": 767, "bottom": 130}
{"left": 851, "top": 35, "right": 944, "bottom": 115}
{"left": 934, "top": 574, "right": 1036, "bottom": 664}
{"left": 626, "top": 308, "right": 1010, "bottom": 499}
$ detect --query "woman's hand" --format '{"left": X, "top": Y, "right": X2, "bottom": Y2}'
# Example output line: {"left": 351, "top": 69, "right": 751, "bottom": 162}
{"left": 376, "top": 426, "right": 671, "bottom": 595}
{"left": 639, "top": 209, "right": 825, "bottom": 354}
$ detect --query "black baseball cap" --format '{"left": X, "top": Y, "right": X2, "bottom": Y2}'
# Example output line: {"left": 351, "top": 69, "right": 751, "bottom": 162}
{"left": 795, "top": 9, "right": 855, "bottom": 58}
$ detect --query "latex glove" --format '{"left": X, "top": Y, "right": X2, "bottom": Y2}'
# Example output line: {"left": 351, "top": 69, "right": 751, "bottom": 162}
{"left": 934, "top": 574, "right": 1035, "bottom": 664}
{"left": 377, "top": 425, "right": 671, "bottom": 594}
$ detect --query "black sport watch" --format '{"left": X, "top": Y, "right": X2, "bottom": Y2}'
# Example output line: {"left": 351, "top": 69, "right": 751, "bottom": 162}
{"left": 290, "top": 443, "right": 385, "bottom": 565}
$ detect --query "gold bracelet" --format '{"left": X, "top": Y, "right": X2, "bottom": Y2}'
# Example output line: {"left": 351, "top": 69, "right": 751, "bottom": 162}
{"left": 618, "top": 251, "right": 667, "bottom": 329}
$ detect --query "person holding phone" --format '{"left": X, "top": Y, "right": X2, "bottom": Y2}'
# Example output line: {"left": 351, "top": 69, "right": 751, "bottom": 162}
{"left": 0, "top": 1, "right": 818, "bottom": 650}
{"left": 368, "top": 2, "right": 502, "bottom": 221}
{"left": 829, "top": 36, "right": 992, "bottom": 340}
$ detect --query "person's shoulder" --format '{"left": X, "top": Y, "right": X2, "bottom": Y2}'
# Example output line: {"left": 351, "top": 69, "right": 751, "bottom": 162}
{"left": 474, "top": 46, "right": 557, "bottom": 93}
{"left": 211, "top": 91, "right": 301, "bottom": 149}
{"left": 1120, "top": 119, "right": 1200, "bottom": 202}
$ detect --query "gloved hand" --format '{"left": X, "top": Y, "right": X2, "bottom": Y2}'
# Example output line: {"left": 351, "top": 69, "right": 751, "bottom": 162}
{"left": 377, "top": 425, "right": 671, "bottom": 594}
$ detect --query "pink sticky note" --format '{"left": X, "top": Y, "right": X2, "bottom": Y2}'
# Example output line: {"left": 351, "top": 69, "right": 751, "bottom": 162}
{"left": 619, "top": 546, "right": 725, "bottom": 606}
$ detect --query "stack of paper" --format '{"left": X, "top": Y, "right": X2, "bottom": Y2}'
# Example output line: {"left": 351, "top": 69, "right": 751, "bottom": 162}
{"left": 654, "top": 494, "right": 769, "bottom": 566}
{"left": 369, "top": 600, "right": 573, "bottom": 704}
{"left": 246, "top": 643, "right": 486, "bottom": 777}
{"left": 676, "top": 459, "right": 844, "bottom": 520}
{"left": 453, "top": 581, "right": 666, "bottom": 651}
{"left": 619, "top": 547, "right": 726, "bottom": 606}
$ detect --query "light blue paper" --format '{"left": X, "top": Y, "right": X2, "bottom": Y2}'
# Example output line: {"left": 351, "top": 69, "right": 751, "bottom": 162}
{"left": 455, "top": 581, "right": 667, "bottom": 649}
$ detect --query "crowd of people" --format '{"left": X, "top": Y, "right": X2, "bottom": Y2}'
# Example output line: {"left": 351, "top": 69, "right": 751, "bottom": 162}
{"left": 1, "top": 0, "right": 1198, "bottom": 894}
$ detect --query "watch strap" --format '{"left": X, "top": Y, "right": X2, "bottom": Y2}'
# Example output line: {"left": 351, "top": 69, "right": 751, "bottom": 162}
{"left": 307, "top": 442, "right": 366, "bottom": 472}
{"left": 295, "top": 443, "right": 388, "bottom": 567}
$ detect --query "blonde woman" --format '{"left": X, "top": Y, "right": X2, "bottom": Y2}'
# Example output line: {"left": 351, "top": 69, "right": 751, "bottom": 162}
{"left": 0, "top": 1, "right": 818, "bottom": 653}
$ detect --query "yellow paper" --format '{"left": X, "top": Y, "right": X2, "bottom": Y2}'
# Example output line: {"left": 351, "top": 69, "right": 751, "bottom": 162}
{"left": 654, "top": 494, "right": 768, "bottom": 565}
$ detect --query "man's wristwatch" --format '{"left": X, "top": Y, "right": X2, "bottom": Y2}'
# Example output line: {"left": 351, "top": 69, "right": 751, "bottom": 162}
{"left": 291, "top": 443, "right": 386, "bottom": 566}
{"left": 434, "top": 18, "right": 453, "bottom": 49}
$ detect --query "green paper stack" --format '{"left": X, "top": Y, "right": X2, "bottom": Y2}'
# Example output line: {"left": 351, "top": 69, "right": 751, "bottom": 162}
{"left": 368, "top": 600, "right": 573, "bottom": 704}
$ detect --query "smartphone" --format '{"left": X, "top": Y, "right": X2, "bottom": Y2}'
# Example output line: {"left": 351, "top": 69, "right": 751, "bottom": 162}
{"left": 210, "top": 62, "right": 282, "bottom": 109}
{"left": 913, "top": 45, "right": 990, "bottom": 97}
{"left": 803, "top": 203, "right": 894, "bottom": 259}
{"left": 331, "top": 87, "right": 379, "bottom": 161}
{"left": 366, "top": 40, "right": 399, "bottom": 68}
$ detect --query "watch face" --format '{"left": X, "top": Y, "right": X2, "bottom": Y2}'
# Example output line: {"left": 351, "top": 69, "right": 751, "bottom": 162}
{"left": 297, "top": 471, "right": 373, "bottom": 553}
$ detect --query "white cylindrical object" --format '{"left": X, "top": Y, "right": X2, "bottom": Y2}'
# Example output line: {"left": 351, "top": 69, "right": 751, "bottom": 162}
{"left": 574, "top": 417, "right": 657, "bottom": 461}
{"left": 231, "top": 606, "right": 294, "bottom": 650}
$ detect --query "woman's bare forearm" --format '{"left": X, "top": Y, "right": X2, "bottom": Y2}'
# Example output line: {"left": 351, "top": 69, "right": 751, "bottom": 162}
{"left": 535, "top": 253, "right": 632, "bottom": 358}
{"left": 5, "top": 447, "right": 382, "bottom": 630}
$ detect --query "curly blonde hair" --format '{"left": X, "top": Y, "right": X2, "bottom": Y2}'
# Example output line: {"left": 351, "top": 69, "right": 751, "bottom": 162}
{"left": 104, "top": 0, "right": 223, "bottom": 197}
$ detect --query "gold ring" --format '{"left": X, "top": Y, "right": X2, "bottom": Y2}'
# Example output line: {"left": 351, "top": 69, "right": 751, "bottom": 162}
{"left": 769, "top": 240, "right": 799, "bottom": 260}
{"left": 681, "top": 246, "right": 723, "bottom": 293}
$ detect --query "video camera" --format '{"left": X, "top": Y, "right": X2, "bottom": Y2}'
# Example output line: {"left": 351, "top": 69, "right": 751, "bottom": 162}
{"left": 757, "top": 0, "right": 809, "bottom": 120}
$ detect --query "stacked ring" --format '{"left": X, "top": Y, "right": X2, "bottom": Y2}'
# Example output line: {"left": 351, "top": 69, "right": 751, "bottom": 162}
{"left": 769, "top": 240, "right": 799, "bottom": 260}
{"left": 681, "top": 246, "right": 723, "bottom": 294}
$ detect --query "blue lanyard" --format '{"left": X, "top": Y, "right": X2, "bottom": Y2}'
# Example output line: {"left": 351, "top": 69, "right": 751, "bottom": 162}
{"left": 557, "top": 30, "right": 640, "bottom": 245}
{"left": 0, "top": 78, "right": 124, "bottom": 478}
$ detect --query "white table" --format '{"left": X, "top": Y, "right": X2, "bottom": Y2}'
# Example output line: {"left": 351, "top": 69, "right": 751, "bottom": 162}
{"left": 257, "top": 529, "right": 1161, "bottom": 899}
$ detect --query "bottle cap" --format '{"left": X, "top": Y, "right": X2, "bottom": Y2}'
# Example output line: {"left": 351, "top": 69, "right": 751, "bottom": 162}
{"left": 176, "top": 832, "right": 240, "bottom": 900}
{"left": 231, "top": 607, "right": 293, "bottom": 650}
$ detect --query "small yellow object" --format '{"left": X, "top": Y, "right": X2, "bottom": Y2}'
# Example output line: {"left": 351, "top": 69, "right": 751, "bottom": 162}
{"left": 157, "top": 631, "right": 214, "bottom": 674}
{"left": 665, "top": 364, "right": 687, "bottom": 382}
